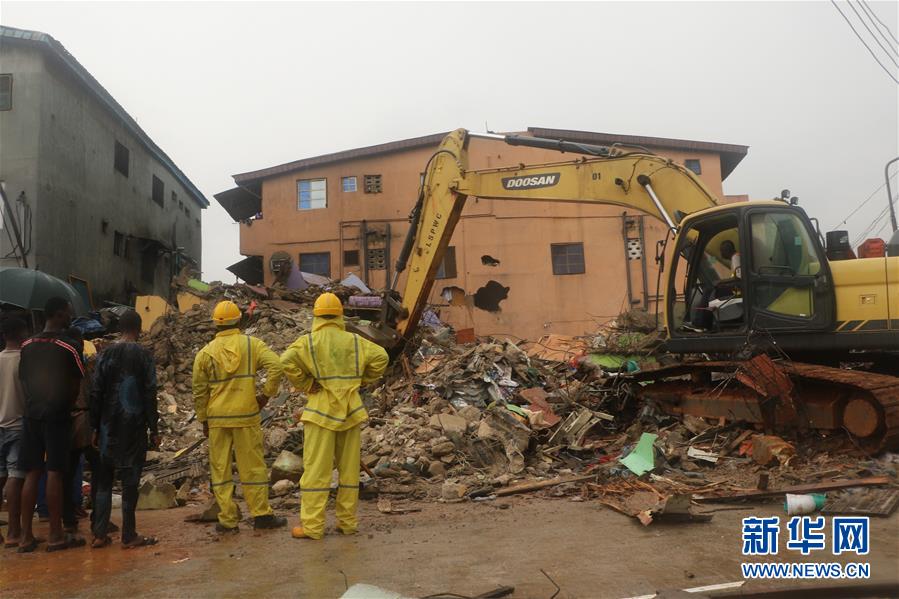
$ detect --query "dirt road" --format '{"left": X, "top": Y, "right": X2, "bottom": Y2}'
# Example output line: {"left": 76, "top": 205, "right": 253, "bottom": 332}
{"left": 2, "top": 497, "right": 897, "bottom": 598}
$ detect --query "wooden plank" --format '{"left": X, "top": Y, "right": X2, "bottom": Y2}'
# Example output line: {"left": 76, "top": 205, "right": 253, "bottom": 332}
{"left": 494, "top": 474, "right": 596, "bottom": 497}
{"left": 694, "top": 476, "right": 890, "bottom": 502}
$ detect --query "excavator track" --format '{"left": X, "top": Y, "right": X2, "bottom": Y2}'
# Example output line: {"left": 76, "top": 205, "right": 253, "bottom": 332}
{"left": 634, "top": 357, "right": 899, "bottom": 454}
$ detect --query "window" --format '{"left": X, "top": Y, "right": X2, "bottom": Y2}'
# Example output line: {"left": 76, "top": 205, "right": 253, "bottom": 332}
{"left": 436, "top": 246, "right": 457, "bottom": 279}
{"left": 114, "top": 141, "right": 129, "bottom": 176}
{"left": 171, "top": 191, "right": 177, "bottom": 204}
{"left": 152, "top": 175, "right": 164, "bottom": 207}
{"left": 344, "top": 249, "right": 360, "bottom": 266}
{"left": 551, "top": 243, "right": 585, "bottom": 275}
{"left": 0, "top": 75, "right": 11, "bottom": 111}
{"left": 363, "top": 174, "right": 382, "bottom": 194}
{"left": 749, "top": 211, "right": 820, "bottom": 318}
{"left": 341, "top": 176, "right": 357, "bottom": 193}
{"left": 685, "top": 159, "right": 702, "bottom": 175}
{"left": 299, "top": 252, "right": 331, "bottom": 277}
{"left": 113, "top": 231, "right": 124, "bottom": 256}
{"left": 297, "top": 178, "right": 327, "bottom": 210}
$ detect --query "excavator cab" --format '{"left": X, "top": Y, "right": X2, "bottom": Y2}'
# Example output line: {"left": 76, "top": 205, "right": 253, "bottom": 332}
{"left": 665, "top": 202, "right": 837, "bottom": 354}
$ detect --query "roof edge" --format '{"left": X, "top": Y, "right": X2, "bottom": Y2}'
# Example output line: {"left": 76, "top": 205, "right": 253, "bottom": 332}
{"left": 233, "top": 132, "right": 449, "bottom": 184}
{"left": 0, "top": 25, "right": 210, "bottom": 208}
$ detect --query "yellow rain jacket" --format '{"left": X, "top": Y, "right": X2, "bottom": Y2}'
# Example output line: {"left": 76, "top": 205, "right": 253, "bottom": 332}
{"left": 280, "top": 315, "right": 389, "bottom": 431}
{"left": 192, "top": 329, "right": 283, "bottom": 428}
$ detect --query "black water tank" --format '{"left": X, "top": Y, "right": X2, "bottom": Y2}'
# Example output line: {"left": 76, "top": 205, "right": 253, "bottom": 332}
{"left": 826, "top": 230, "right": 854, "bottom": 261}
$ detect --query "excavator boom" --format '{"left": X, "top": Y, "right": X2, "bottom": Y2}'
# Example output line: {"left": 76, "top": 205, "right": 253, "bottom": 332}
{"left": 389, "top": 128, "right": 719, "bottom": 345}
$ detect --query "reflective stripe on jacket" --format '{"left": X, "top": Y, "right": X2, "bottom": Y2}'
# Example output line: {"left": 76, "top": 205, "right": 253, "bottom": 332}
{"left": 192, "top": 329, "right": 283, "bottom": 428}
{"left": 280, "top": 315, "right": 388, "bottom": 432}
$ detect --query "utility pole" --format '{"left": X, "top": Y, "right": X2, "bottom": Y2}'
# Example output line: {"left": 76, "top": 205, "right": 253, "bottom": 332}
{"left": 886, "top": 156, "right": 899, "bottom": 233}
{"left": 887, "top": 157, "right": 899, "bottom": 256}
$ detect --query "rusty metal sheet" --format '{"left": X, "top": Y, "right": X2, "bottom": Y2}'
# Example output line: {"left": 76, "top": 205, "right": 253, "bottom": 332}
{"left": 822, "top": 488, "right": 899, "bottom": 517}
{"left": 735, "top": 354, "right": 794, "bottom": 399}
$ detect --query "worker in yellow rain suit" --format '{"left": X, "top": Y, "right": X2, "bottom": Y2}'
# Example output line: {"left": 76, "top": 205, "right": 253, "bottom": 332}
{"left": 280, "top": 293, "right": 389, "bottom": 539}
{"left": 192, "top": 301, "right": 287, "bottom": 533}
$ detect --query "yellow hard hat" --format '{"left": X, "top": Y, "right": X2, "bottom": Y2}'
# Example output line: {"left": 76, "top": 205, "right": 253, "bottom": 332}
{"left": 313, "top": 292, "right": 343, "bottom": 317}
{"left": 212, "top": 300, "right": 242, "bottom": 326}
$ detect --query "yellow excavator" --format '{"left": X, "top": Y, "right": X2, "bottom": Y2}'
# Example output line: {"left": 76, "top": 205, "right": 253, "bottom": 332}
{"left": 353, "top": 129, "right": 899, "bottom": 453}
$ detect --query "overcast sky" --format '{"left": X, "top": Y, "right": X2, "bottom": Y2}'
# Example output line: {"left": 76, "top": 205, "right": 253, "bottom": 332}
{"left": 4, "top": 1, "right": 898, "bottom": 281}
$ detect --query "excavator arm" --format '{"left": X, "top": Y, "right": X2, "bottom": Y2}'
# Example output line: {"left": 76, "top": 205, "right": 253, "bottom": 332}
{"left": 361, "top": 128, "right": 721, "bottom": 352}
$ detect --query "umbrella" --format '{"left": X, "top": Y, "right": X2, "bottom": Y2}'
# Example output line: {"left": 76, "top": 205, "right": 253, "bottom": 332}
{"left": 0, "top": 267, "right": 88, "bottom": 316}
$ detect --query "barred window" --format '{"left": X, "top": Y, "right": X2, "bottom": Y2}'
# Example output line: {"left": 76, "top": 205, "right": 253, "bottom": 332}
{"left": 364, "top": 175, "right": 382, "bottom": 194}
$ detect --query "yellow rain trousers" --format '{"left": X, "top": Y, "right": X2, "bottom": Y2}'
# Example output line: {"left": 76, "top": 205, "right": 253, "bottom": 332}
{"left": 193, "top": 328, "right": 284, "bottom": 528}
{"left": 280, "top": 316, "right": 388, "bottom": 538}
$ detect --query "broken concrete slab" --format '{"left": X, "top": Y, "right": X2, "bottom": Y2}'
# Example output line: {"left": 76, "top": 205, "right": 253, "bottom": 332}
{"left": 136, "top": 481, "right": 178, "bottom": 510}
{"left": 430, "top": 440, "right": 456, "bottom": 457}
{"left": 271, "top": 450, "right": 304, "bottom": 483}
{"left": 441, "top": 481, "right": 468, "bottom": 501}
{"left": 429, "top": 413, "right": 468, "bottom": 436}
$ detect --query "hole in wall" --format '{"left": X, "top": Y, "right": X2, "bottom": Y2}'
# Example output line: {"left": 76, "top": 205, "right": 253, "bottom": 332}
{"left": 473, "top": 280, "right": 509, "bottom": 312}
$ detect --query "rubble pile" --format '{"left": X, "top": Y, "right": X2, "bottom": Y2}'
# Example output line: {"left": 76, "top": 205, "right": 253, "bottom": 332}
{"left": 130, "top": 288, "right": 897, "bottom": 522}
{"left": 358, "top": 337, "right": 640, "bottom": 497}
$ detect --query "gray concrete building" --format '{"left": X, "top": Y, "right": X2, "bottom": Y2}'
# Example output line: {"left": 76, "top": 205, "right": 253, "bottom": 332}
{"left": 0, "top": 25, "right": 208, "bottom": 306}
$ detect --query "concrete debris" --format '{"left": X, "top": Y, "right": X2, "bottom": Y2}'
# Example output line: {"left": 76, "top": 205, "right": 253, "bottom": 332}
{"left": 440, "top": 481, "right": 468, "bottom": 501}
{"left": 74, "top": 275, "right": 894, "bottom": 518}
{"left": 270, "top": 450, "right": 304, "bottom": 483}
{"left": 136, "top": 481, "right": 178, "bottom": 510}
{"left": 430, "top": 413, "right": 468, "bottom": 436}
{"left": 184, "top": 500, "right": 241, "bottom": 523}
{"left": 270, "top": 479, "right": 296, "bottom": 497}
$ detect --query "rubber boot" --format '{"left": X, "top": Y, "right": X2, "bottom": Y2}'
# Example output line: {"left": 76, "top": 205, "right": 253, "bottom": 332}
{"left": 215, "top": 523, "right": 239, "bottom": 534}
{"left": 254, "top": 515, "right": 287, "bottom": 530}
{"left": 291, "top": 526, "right": 321, "bottom": 540}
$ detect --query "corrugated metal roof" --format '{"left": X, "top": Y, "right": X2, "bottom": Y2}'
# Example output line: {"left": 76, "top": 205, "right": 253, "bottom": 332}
{"left": 0, "top": 25, "right": 210, "bottom": 208}
{"left": 214, "top": 186, "right": 261, "bottom": 221}
{"left": 233, "top": 127, "right": 749, "bottom": 185}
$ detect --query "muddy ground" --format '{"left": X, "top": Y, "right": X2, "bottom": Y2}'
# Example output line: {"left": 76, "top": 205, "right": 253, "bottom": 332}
{"left": 2, "top": 497, "right": 898, "bottom": 598}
